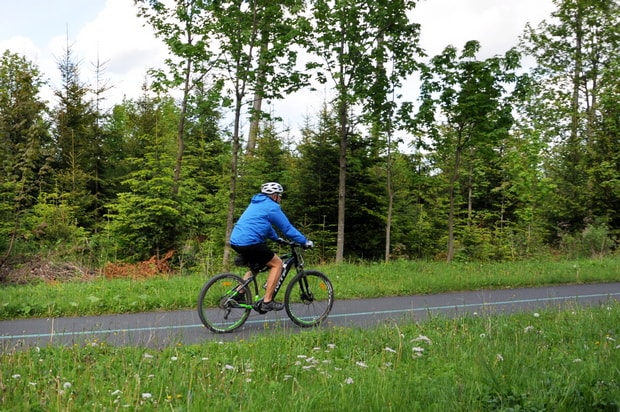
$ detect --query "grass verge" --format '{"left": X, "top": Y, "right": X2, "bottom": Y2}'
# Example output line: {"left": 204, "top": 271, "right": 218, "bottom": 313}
{"left": 2, "top": 302, "right": 619, "bottom": 410}
{"left": 1, "top": 256, "right": 619, "bottom": 320}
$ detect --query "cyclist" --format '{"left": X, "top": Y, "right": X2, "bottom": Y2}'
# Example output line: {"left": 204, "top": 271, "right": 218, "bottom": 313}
{"left": 230, "top": 182, "right": 313, "bottom": 311}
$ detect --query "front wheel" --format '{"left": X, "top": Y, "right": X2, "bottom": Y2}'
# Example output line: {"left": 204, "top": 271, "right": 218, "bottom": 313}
{"left": 197, "top": 273, "right": 251, "bottom": 333}
{"left": 285, "top": 270, "right": 334, "bottom": 327}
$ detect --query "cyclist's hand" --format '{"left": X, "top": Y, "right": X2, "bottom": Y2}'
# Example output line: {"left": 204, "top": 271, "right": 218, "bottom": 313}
{"left": 304, "top": 240, "right": 314, "bottom": 249}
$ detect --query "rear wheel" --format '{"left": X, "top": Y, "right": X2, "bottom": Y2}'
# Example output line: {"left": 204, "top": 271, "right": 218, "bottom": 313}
{"left": 197, "top": 273, "right": 251, "bottom": 333}
{"left": 284, "top": 270, "right": 334, "bottom": 327}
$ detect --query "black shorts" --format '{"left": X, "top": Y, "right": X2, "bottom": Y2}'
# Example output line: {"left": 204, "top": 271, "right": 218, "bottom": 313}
{"left": 230, "top": 243, "right": 275, "bottom": 267}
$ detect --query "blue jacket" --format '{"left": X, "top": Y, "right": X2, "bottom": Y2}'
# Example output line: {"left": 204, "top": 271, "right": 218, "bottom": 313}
{"left": 230, "top": 194, "right": 307, "bottom": 246}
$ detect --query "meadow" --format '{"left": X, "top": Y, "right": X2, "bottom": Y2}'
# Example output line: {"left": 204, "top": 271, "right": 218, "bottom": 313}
{"left": 1, "top": 256, "right": 620, "bottom": 410}
{"left": 2, "top": 303, "right": 619, "bottom": 411}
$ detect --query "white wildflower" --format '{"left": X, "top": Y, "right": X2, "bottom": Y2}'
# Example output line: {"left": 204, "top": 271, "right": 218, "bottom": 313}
{"left": 143, "top": 353, "right": 154, "bottom": 359}
{"left": 385, "top": 347, "right": 397, "bottom": 353}
{"left": 142, "top": 393, "right": 152, "bottom": 399}
{"left": 302, "top": 365, "right": 316, "bottom": 370}
{"left": 12, "top": 374, "right": 21, "bottom": 379}
{"left": 63, "top": 382, "right": 72, "bottom": 389}
{"left": 170, "top": 356, "right": 178, "bottom": 361}
{"left": 246, "top": 378, "right": 252, "bottom": 383}
{"left": 355, "top": 361, "right": 368, "bottom": 368}
{"left": 344, "top": 377, "right": 354, "bottom": 385}
{"left": 496, "top": 354, "right": 504, "bottom": 362}
{"left": 283, "top": 375, "right": 293, "bottom": 381}
{"left": 605, "top": 336, "right": 616, "bottom": 342}
{"left": 573, "top": 358, "right": 583, "bottom": 363}
{"left": 297, "top": 355, "right": 307, "bottom": 359}
{"left": 411, "top": 335, "right": 433, "bottom": 345}
{"left": 524, "top": 326, "right": 534, "bottom": 333}
{"left": 327, "top": 344, "right": 336, "bottom": 349}
{"left": 480, "top": 333, "right": 486, "bottom": 338}
{"left": 412, "top": 347, "right": 424, "bottom": 358}
{"left": 223, "top": 364, "right": 235, "bottom": 371}
{"left": 111, "top": 390, "right": 122, "bottom": 396}
{"left": 533, "top": 313, "right": 540, "bottom": 318}
{"left": 312, "top": 347, "right": 321, "bottom": 351}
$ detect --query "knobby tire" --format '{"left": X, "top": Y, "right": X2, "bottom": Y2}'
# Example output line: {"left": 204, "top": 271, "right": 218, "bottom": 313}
{"left": 197, "top": 273, "right": 251, "bottom": 333}
{"left": 284, "top": 270, "right": 334, "bottom": 327}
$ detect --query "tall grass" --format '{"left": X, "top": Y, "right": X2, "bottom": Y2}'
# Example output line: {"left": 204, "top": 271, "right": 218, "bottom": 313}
{"left": 2, "top": 256, "right": 620, "bottom": 320}
{"left": 2, "top": 302, "right": 619, "bottom": 410}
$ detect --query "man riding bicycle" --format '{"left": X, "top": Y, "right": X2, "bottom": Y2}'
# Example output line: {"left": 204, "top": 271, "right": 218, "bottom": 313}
{"left": 230, "top": 182, "right": 313, "bottom": 311}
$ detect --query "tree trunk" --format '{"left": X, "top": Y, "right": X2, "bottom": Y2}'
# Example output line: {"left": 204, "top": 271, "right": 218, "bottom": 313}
{"left": 224, "top": 94, "right": 243, "bottom": 267}
{"left": 385, "top": 144, "right": 393, "bottom": 262}
{"left": 173, "top": 58, "right": 191, "bottom": 197}
{"left": 447, "top": 136, "right": 463, "bottom": 262}
{"left": 336, "top": 98, "right": 347, "bottom": 263}
{"left": 246, "top": 31, "right": 269, "bottom": 154}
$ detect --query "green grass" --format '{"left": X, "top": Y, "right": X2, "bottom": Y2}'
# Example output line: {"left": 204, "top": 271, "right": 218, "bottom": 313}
{"left": 2, "top": 255, "right": 619, "bottom": 320}
{"left": 2, "top": 256, "right": 619, "bottom": 410}
{"left": 2, "top": 302, "right": 619, "bottom": 410}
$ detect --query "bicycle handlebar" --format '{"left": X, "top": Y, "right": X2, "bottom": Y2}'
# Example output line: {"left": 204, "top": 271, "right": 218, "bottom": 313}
{"left": 277, "top": 238, "right": 313, "bottom": 249}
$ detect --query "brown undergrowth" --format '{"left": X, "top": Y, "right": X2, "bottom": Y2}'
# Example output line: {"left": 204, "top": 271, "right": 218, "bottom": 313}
{"left": 103, "top": 250, "right": 175, "bottom": 280}
{"left": 0, "top": 251, "right": 175, "bottom": 285}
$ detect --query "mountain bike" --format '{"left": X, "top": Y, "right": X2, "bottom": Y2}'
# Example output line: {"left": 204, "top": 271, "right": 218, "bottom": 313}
{"left": 197, "top": 239, "right": 334, "bottom": 333}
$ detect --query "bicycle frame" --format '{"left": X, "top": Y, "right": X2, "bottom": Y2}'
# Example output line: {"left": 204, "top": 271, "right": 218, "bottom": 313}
{"left": 235, "top": 241, "right": 304, "bottom": 310}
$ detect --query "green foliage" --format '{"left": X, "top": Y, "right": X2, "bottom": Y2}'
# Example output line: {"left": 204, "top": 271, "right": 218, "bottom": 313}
{"left": 560, "top": 221, "right": 616, "bottom": 259}
{"left": 3, "top": 0, "right": 620, "bottom": 271}
{"left": 410, "top": 41, "right": 523, "bottom": 261}
{"left": 21, "top": 192, "right": 88, "bottom": 248}
{"left": 103, "top": 96, "right": 181, "bottom": 261}
{"left": 0, "top": 51, "right": 52, "bottom": 257}
{"left": 520, "top": 0, "right": 620, "bottom": 241}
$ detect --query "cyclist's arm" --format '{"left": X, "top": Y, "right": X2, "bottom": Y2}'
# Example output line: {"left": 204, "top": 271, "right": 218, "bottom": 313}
{"left": 269, "top": 208, "right": 307, "bottom": 244}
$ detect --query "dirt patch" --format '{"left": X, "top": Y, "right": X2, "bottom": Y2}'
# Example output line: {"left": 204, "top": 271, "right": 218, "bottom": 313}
{"left": 0, "top": 256, "right": 96, "bottom": 285}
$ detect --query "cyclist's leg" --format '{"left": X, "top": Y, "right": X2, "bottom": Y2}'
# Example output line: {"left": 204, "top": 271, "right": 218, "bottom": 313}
{"left": 263, "top": 254, "right": 283, "bottom": 303}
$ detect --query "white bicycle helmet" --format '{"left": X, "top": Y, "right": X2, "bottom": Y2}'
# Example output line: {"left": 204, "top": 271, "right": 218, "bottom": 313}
{"left": 260, "top": 182, "right": 284, "bottom": 194}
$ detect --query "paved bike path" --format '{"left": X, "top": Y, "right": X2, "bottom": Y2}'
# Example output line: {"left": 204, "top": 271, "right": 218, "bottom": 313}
{"left": 1, "top": 282, "right": 619, "bottom": 350}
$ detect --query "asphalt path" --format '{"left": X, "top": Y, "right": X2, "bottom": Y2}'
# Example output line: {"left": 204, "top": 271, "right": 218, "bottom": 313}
{"left": 2, "top": 282, "right": 619, "bottom": 351}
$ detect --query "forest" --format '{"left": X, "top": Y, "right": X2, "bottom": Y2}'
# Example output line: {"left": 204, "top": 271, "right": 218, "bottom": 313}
{"left": 1, "top": 0, "right": 619, "bottom": 282}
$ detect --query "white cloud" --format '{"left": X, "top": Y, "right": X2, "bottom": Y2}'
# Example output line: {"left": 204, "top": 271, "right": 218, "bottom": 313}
{"left": 1, "top": 0, "right": 556, "bottom": 121}
{"left": 70, "top": 0, "right": 168, "bottom": 105}
{"left": 414, "top": 0, "right": 555, "bottom": 58}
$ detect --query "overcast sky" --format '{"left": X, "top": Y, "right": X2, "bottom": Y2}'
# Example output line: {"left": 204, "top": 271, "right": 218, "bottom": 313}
{"left": 1, "top": 0, "right": 556, "bottom": 129}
